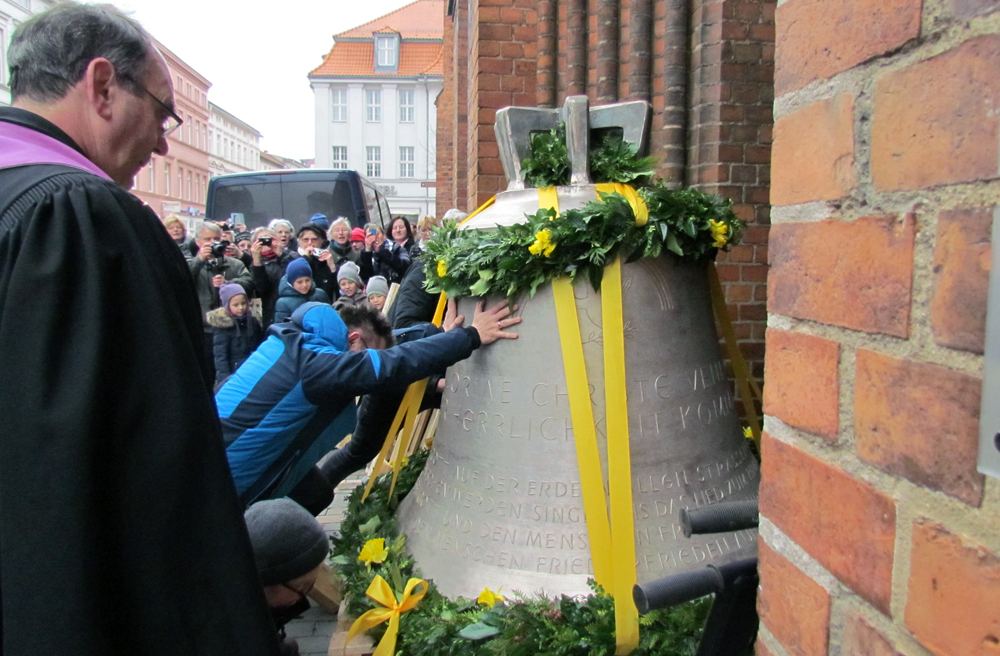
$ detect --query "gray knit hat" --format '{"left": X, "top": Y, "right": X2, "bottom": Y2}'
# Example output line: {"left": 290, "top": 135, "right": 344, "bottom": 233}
{"left": 244, "top": 499, "right": 329, "bottom": 586}
{"left": 337, "top": 261, "right": 364, "bottom": 288}
{"left": 365, "top": 276, "right": 389, "bottom": 297}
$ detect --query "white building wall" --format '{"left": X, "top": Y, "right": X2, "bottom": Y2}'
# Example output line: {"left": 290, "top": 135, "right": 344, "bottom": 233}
{"left": 311, "top": 74, "right": 441, "bottom": 220}
{"left": 0, "top": 0, "right": 61, "bottom": 107}
{"left": 208, "top": 102, "right": 261, "bottom": 177}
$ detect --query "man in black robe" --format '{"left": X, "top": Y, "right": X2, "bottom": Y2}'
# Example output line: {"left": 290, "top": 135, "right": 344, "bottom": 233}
{"left": 0, "top": 5, "right": 279, "bottom": 654}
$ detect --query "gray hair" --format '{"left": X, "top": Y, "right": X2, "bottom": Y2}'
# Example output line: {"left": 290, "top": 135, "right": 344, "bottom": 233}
{"left": 363, "top": 223, "right": 382, "bottom": 236}
{"left": 442, "top": 208, "right": 468, "bottom": 222}
{"left": 251, "top": 227, "right": 273, "bottom": 242}
{"left": 8, "top": 3, "right": 153, "bottom": 103}
{"left": 196, "top": 222, "right": 222, "bottom": 239}
{"left": 268, "top": 218, "right": 293, "bottom": 232}
{"left": 329, "top": 216, "right": 351, "bottom": 231}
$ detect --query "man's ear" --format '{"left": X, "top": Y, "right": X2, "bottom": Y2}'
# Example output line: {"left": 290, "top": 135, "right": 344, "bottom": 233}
{"left": 86, "top": 58, "right": 118, "bottom": 121}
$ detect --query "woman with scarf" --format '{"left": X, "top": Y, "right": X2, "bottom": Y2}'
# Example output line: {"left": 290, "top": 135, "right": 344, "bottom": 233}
{"left": 317, "top": 216, "right": 360, "bottom": 297}
{"left": 249, "top": 227, "right": 300, "bottom": 328}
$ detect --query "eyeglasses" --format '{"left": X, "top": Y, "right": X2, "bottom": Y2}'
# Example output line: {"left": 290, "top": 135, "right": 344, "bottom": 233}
{"left": 281, "top": 580, "right": 316, "bottom": 601}
{"left": 128, "top": 78, "right": 183, "bottom": 138}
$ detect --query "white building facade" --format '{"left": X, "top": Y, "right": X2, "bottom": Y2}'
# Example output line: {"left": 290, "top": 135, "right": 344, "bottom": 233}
{"left": 208, "top": 102, "right": 261, "bottom": 177}
{"left": 0, "top": 0, "right": 60, "bottom": 106}
{"left": 309, "top": 0, "right": 444, "bottom": 221}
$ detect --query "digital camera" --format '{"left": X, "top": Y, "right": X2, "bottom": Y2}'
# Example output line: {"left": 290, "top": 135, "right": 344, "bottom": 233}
{"left": 259, "top": 236, "right": 273, "bottom": 246}
{"left": 210, "top": 240, "right": 230, "bottom": 258}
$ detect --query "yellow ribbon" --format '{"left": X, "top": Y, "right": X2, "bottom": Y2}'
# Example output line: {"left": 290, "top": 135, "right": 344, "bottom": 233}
{"left": 707, "top": 264, "right": 763, "bottom": 450}
{"left": 595, "top": 183, "right": 648, "bottom": 226}
{"left": 541, "top": 189, "right": 639, "bottom": 653}
{"left": 602, "top": 257, "right": 639, "bottom": 653}
{"left": 361, "top": 382, "right": 418, "bottom": 503}
{"left": 344, "top": 575, "right": 428, "bottom": 656}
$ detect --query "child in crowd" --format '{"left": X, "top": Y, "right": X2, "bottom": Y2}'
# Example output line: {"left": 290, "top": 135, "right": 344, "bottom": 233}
{"left": 274, "top": 258, "right": 330, "bottom": 323}
{"left": 365, "top": 276, "right": 389, "bottom": 312}
{"left": 333, "top": 261, "right": 366, "bottom": 309}
{"left": 350, "top": 227, "right": 366, "bottom": 253}
{"left": 208, "top": 283, "right": 264, "bottom": 384}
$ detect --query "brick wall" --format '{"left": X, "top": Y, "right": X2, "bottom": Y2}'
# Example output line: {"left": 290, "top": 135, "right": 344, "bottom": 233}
{"left": 759, "top": 1, "right": 1000, "bottom": 655}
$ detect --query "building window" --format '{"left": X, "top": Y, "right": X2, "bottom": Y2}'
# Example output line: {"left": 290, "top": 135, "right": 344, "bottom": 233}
{"left": 376, "top": 36, "right": 397, "bottom": 67}
{"left": 366, "top": 146, "right": 381, "bottom": 178}
{"left": 187, "top": 171, "right": 192, "bottom": 201}
{"left": 366, "top": 90, "right": 381, "bottom": 122}
{"left": 332, "top": 146, "right": 348, "bottom": 170}
{"left": 399, "top": 90, "right": 414, "bottom": 123}
{"left": 331, "top": 89, "right": 347, "bottom": 122}
{"left": 164, "top": 163, "right": 171, "bottom": 195}
{"left": 149, "top": 160, "right": 155, "bottom": 192}
{"left": 217, "top": 135, "right": 221, "bottom": 155}
{"left": 399, "top": 146, "right": 414, "bottom": 178}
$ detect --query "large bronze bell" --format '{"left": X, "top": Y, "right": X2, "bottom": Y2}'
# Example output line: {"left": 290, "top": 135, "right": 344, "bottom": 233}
{"left": 395, "top": 97, "right": 759, "bottom": 599}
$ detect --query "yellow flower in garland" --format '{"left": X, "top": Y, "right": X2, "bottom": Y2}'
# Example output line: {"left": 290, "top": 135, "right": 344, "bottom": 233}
{"left": 437, "top": 260, "right": 448, "bottom": 277}
{"left": 359, "top": 538, "right": 389, "bottom": 570}
{"left": 477, "top": 586, "right": 506, "bottom": 608}
{"left": 709, "top": 220, "right": 729, "bottom": 248}
{"left": 743, "top": 426, "right": 753, "bottom": 439}
{"left": 528, "top": 229, "right": 556, "bottom": 257}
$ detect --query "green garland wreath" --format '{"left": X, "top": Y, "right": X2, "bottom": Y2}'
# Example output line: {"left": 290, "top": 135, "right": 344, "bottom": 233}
{"left": 330, "top": 450, "right": 712, "bottom": 656}
{"left": 422, "top": 125, "right": 744, "bottom": 299}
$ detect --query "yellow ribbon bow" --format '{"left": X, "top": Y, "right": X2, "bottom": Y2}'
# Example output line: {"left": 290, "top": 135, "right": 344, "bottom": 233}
{"left": 596, "top": 182, "right": 648, "bottom": 226}
{"left": 345, "top": 575, "right": 428, "bottom": 656}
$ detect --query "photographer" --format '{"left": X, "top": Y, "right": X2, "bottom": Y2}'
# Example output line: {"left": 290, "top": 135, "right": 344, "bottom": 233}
{"left": 358, "top": 222, "right": 410, "bottom": 285}
{"left": 249, "top": 227, "right": 299, "bottom": 329}
{"left": 189, "top": 222, "right": 253, "bottom": 380}
{"left": 295, "top": 224, "right": 334, "bottom": 296}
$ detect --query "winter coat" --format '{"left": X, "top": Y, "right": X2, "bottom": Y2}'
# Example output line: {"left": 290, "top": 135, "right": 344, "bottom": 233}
{"left": 273, "top": 277, "right": 331, "bottom": 323}
{"left": 358, "top": 240, "right": 411, "bottom": 285}
{"left": 250, "top": 250, "right": 299, "bottom": 328}
{"left": 387, "top": 256, "right": 439, "bottom": 329}
{"left": 319, "top": 242, "right": 360, "bottom": 298}
{"left": 332, "top": 290, "right": 366, "bottom": 311}
{"left": 216, "top": 302, "right": 482, "bottom": 505}
{"left": 188, "top": 256, "right": 254, "bottom": 333}
{"left": 207, "top": 306, "right": 265, "bottom": 383}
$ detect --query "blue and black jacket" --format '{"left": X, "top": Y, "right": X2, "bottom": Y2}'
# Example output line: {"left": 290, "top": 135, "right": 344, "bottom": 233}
{"left": 216, "top": 302, "right": 481, "bottom": 506}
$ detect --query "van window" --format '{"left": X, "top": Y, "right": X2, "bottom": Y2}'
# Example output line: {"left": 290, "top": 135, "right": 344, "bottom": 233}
{"left": 210, "top": 173, "right": 359, "bottom": 230}
{"left": 361, "top": 182, "right": 381, "bottom": 227}
{"left": 376, "top": 189, "right": 393, "bottom": 229}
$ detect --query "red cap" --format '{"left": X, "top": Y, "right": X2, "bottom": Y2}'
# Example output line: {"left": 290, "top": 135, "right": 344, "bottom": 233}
{"left": 350, "top": 227, "right": 365, "bottom": 242}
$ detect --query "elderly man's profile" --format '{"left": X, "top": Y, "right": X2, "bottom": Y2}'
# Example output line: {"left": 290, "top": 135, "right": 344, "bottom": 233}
{"left": 0, "top": 4, "right": 279, "bottom": 654}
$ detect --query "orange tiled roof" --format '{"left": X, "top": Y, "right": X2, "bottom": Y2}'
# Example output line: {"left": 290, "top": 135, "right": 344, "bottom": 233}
{"left": 310, "top": 41, "right": 443, "bottom": 77}
{"left": 335, "top": 0, "right": 444, "bottom": 40}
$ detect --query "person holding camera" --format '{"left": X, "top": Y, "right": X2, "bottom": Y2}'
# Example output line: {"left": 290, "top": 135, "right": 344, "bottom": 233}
{"left": 358, "top": 222, "right": 410, "bottom": 285}
{"left": 249, "top": 227, "right": 300, "bottom": 329}
{"left": 295, "top": 223, "right": 335, "bottom": 296}
{"left": 189, "top": 221, "right": 253, "bottom": 380}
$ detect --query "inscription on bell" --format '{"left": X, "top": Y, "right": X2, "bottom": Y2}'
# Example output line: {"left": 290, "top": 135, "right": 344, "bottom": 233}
{"left": 396, "top": 251, "right": 761, "bottom": 600}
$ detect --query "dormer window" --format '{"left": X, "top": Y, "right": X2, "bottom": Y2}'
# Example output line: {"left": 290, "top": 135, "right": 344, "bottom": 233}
{"left": 374, "top": 34, "right": 399, "bottom": 72}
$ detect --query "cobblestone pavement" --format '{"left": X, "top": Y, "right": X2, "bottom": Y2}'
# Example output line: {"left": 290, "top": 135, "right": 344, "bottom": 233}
{"left": 285, "top": 473, "right": 364, "bottom": 656}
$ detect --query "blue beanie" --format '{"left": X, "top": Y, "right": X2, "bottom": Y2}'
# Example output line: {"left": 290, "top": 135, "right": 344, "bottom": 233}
{"left": 310, "top": 213, "right": 330, "bottom": 230}
{"left": 286, "top": 258, "right": 312, "bottom": 283}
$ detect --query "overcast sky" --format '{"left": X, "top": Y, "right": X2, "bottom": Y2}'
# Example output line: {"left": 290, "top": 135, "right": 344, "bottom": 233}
{"left": 103, "top": 0, "right": 417, "bottom": 160}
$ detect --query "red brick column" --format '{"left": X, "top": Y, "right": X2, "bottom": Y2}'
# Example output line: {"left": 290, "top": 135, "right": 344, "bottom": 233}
{"left": 760, "top": 1, "right": 1000, "bottom": 654}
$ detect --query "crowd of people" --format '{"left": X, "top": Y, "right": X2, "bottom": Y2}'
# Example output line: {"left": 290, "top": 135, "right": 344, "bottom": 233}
{"left": 163, "top": 212, "right": 452, "bottom": 384}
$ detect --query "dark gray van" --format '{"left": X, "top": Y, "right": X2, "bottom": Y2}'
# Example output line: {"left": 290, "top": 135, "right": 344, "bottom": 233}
{"left": 205, "top": 169, "right": 392, "bottom": 230}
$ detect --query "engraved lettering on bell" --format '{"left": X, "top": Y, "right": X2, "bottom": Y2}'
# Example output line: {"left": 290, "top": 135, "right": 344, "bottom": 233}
{"left": 395, "top": 96, "right": 759, "bottom": 599}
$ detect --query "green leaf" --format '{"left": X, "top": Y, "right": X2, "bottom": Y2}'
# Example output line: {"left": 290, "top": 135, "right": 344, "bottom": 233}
{"left": 358, "top": 515, "right": 381, "bottom": 536}
{"left": 458, "top": 622, "right": 500, "bottom": 641}
{"left": 666, "top": 233, "right": 684, "bottom": 256}
{"left": 469, "top": 278, "right": 491, "bottom": 296}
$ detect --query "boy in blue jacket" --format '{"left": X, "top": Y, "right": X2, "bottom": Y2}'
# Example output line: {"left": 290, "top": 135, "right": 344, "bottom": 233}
{"left": 273, "top": 258, "right": 330, "bottom": 323}
{"left": 217, "top": 299, "right": 519, "bottom": 512}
